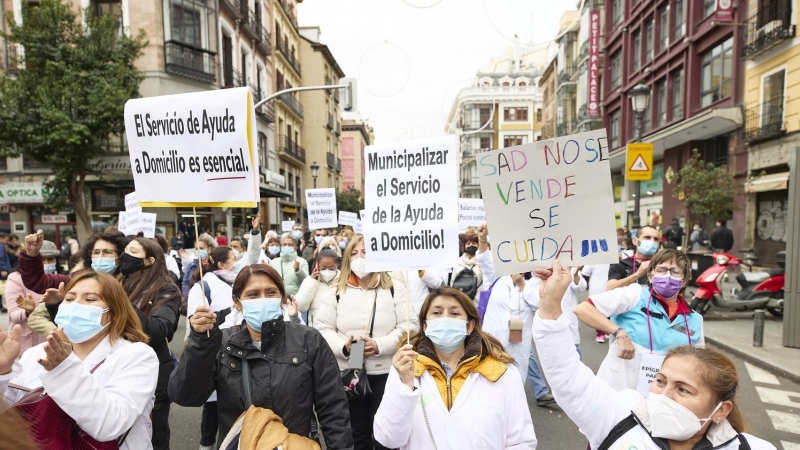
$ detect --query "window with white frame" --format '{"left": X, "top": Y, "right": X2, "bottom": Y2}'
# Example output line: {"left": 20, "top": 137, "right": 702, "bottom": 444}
{"left": 761, "top": 68, "right": 785, "bottom": 127}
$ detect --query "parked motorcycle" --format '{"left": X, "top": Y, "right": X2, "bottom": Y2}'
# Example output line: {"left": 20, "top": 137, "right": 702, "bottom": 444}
{"left": 689, "top": 250, "right": 785, "bottom": 317}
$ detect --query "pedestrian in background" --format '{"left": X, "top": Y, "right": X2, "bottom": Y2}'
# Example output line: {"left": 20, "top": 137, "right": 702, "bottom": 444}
{"left": 710, "top": 219, "right": 734, "bottom": 253}
{"left": 374, "top": 287, "right": 537, "bottom": 449}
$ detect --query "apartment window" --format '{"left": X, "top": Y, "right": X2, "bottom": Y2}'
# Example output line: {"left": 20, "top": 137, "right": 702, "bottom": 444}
{"left": 610, "top": 109, "right": 621, "bottom": 149}
{"left": 658, "top": 6, "right": 669, "bottom": 52}
{"left": 610, "top": 51, "right": 621, "bottom": 89}
{"left": 674, "top": 0, "right": 685, "bottom": 39}
{"left": 504, "top": 107, "right": 528, "bottom": 121}
{"left": 536, "top": 108, "right": 542, "bottom": 123}
{"left": 704, "top": 136, "right": 729, "bottom": 166}
{"left": 93, "top": 0, "right": 122, "bottom": 35}
{"left": 672, "top": 68, "right": 684, "bottom": 120}
{"left": 761, "top": 68, "right": 786, "bottom": 125}
{"left": 171, "top": 3, "right": 202, "bottom": 47}
{"left": 480, "top": 137, "right": 491, "bottom": 149}
{"left": 700, "top": 37, "right": 734, "bottom": 107}
{"left": 503, "top": 135, "right": 527, "bottom": 147}
{"left": 644, "top": 18, "right": 653, "bottom": 63}
{"left": 258, "top": 133, "right": 267, "bottom": 169}
{"left": 612, "top": 0, "right": 623, "bottom": 27}
{"left": 643, "top": 100, "right": 652, "bottom": 132}
{"left": 656, "top": 79, "right": 667, "bottom": 127}
{"left": 704, "top": 0, "right": 715, "bottom": 18}
{"left": 632, "top": 32, "right": 641, "bottom": 72}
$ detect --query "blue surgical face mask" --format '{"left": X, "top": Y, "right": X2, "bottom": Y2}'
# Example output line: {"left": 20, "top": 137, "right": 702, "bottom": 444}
{"left": 197, "top": 249, "right": 209, "bottom": 260}
{"left": 91, "top": 257, "right": 117, "bottom": 274}
{"left": 268, "top": 245, "right": 280, "bottom": 256}
{"left": 638, "top": 239, "right": 658, "bottom": 256}
{"left": 55, "top": 302, "right": 110, "bottom": 343}
{"left": 425, "top": 318, "right": 468, "bottom": 354}
{"left": 281, "top": 247, "right": 295, "bottom": 257}
{"left": 43, "top": 263, "right": 57, "bottom": 274}
{"left": 292, "top": 231, "right": 303, "bottom": 240}
{"left": 241, "top": 297, "right": 283, "bottom": 331}
{"left": 339, "top": 241, "right": 347, "bottom": 250}
{"left": 315, "top": 236, "right": 324, "bottom": 245}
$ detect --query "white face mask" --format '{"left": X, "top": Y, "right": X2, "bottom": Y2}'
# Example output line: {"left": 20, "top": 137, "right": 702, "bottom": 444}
{"left": 646, "top": 393, "right": 722, "bottom": 441}
{"left": 350, "top": 258, "right": 369, "bottom": 279}
{"left": 319, "top": 269, "right": 337, "bottom": 282}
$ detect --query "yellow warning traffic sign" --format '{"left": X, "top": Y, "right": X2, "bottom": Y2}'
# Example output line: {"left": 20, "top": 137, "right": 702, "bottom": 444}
{"left": 626, "top": 143, "right": 653, "bottom": 181}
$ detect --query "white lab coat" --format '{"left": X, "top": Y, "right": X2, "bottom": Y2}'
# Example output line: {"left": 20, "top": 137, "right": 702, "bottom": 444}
{"left": 476, "top": 250, "right": 539, "bottom": 381}
{"left": 1, "top": 336, "right": 159, "bottom": 450}
{"left": 393, "top": 269, "right": 445, "bottom": 315}
{"left": 294, "top": 271, "right": 339, "bottom": 326}
{"left": 526, "top": 267, "right": 586, "bottom": 345}
{"left": 533, "top": 313, "right": 774, "bottom": 450}
{"left": 164, "top": 253, "right": 180, "bottom": 279}
{"left": 374, "top": 366, "right": 537, "bottom": 449}
{"left": 581, "top": 264, "right": 610, "bottom": 296}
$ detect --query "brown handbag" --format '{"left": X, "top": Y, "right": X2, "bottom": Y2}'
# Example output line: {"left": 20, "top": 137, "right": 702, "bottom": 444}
{"left": 6, "top": 359, "right": 132, "bottom": 449}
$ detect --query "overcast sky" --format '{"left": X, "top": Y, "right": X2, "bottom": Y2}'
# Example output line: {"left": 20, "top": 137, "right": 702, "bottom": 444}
{"left": 298, "top": 0, "right": 579, "bottom": 144}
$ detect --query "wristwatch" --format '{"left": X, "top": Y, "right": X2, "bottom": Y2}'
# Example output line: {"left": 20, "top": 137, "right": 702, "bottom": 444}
{"left": 612, "top": 327, "right": 626, "bottom": 338}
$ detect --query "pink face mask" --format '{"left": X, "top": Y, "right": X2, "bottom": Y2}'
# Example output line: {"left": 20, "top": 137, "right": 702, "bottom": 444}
{"left": 652, "top": 274, "right": 683, "bottom": 298}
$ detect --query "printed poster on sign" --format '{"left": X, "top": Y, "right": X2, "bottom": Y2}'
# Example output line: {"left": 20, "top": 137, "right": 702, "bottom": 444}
{"left": 363, "top": 136, "right": 459, "bottom": 271}
{"left": 477, "top": 129, "right": 618, "bottom": 277}
{"left": 140, "top": 213, "right": 157, "bottom": 238}
{"left": 305, "top": 188, "right": 337, "bottom": 230}
{"left": 459, "top": 198, "right": 486, "bottom": 227}
{"left": 123, "top": 87, "right": 259, "bottom": 207}
{"left": 636, "top": 352, "right": 666, "bottom": 397}
{"left": 281, "top": 220, "right": 295, "bottom": 232}
{"left": 124, "top": 192, "right": 142, "bottom": 236}
{"left": 338, "top": 211, "right": 358, "bottom": 227}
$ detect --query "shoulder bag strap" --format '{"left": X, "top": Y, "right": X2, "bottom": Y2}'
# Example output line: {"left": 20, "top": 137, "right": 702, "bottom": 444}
{"left": 241, "top": 356, "right": 253, "bottom": 408}
{"left": 368, "top": 289, "right": 378, "bottom": 338}
{"left": 89, "top": 359, "right": 107, "bottom": 374}
{"left": 596, "top": 414, "right": 639, "bottom": 450}
{"left": 737, "top": 434, "right": 752, "bottom": 450}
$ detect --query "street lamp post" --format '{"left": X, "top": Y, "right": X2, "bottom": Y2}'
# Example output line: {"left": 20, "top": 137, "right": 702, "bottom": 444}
{"left": 629, "top": 84, "right": 651, "bottom": 231}
{"left": 310, "top": 161, "right": 319, "bottom": 188}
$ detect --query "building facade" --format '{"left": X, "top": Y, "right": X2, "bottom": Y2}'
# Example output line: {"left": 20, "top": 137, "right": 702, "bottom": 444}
{"left": 340, "top": 118, "right": 373, "bottom": 197}
{"left": 603, "top": 0, "right": 747, "bottom": 241}
{"left": 741, "top": 0, "right": 797, "bottom": 267}
{"left": 299, "top": 26, "right": 344, "bottom": 194}
{"left": 446, "top": 46, "right": 548, "bottom": 199}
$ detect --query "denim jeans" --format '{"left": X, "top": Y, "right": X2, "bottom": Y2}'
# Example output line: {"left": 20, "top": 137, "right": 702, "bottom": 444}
{"left": 528, "top": 344, "right": 582, "bottom": 399}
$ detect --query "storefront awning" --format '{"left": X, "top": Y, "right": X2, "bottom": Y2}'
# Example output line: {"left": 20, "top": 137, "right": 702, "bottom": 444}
{"left": 609, "top": 107, "right": 743, "bottom": 172}
{"left": 745, "top": 172, "right": 790, "bottom": 193}
{"left": 260, "top": 185, "right": 291, "bottom": 199}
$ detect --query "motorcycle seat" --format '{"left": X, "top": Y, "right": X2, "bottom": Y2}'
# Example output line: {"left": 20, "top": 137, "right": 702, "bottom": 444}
{"left": 736, "top": 271, "right": 769, "bottom": 287}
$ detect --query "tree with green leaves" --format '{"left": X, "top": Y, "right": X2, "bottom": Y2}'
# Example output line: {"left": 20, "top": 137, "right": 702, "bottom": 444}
{"left": 0, "top": 0, "right": 146, "bottom": 241}
{"left": 336, "top": 187, "right": 364, "bottom": 215}
{"left": 675, "top": 149, "right": 736, "bottom": 235}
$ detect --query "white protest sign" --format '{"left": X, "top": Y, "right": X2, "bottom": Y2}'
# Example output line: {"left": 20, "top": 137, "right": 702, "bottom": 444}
{"left": 338, "top": 211, "right": 358, "bottom": 227}
{"left": 124, "top": 87, "right": 259, "bottom": 207}
{"left": 364, "top": 135, "right": 459, "bottom": 271}
{"left": 636, "top": 352, "right": 666, "bottom": 398}
{"left": 459, "top": 198, "right": 486, "bottom": 226}
{"left": 140, "top": 212, "right": 157, "bottom": 238}
{"left": 359, "top": 210, "right": 366, "bottom": 220}
{"left": 305, "top": 188, "right": 337, "bottom": 230}
{"left": 124, "top": 192, "right": 142, "bottom": 236}
{"left": 354, "top": 220, "right": 363, "bottom": 234}
{"left": 117, "top": 211, "right": 128, "bottom": 235}
{"left": 477, "top": 129, "right": 618, "bottom": 277}
{"left": 281, "top": 220, "right": 295, "bottom": 232}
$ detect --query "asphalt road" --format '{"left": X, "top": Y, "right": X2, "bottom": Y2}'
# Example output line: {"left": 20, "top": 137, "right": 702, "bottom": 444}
{"left": 3, "top": 307, "right": 797, "bottom": 450}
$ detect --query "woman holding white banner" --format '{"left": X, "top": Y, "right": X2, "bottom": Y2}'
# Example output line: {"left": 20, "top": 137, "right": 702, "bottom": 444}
{"left": 315, "top": 235, "right": 417, "bottom": 450}
{"left": 269, "top": 233, "right": 309, "bottom": 297}
{"left": 532, "top": 261, "right": 772, "bottom": 450}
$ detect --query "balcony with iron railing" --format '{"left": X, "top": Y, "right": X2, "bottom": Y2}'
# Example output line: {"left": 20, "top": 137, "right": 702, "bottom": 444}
{"left": 278, "top": 135, "right": 306, "bottom": 164}
{"left": 277, "top": 92, "right": 304, "bottom": 119}
{"left": 255, "top": 24, "right": 272, "bottom": 55}
{"left": 744, "top": 96, "right": 786, "bottom": 143}
{"left": 326, "top": 151, "right": 335, "bottom": 168}
{"left": 743, "top": 0, "right": 795, "bottom": 59}
{"left": 220, "top": 0, "right": 243, "bottom": 20}
{"left": 334, "top": 122, "right": 341, "bottom": 136}
{"left": 241, "top": 9, "right": 260, "bottom": 41}
{"left": 326, "top": 113, "right": 334, "bottom": 130}
{"left": 461, "top": 177, "right": 480, "bottom": 188}
{"left": 558, "top": 62, "right": 576, "bottom": 84}
{"left": 276, "top": 38, "right": 302, "bottom": 76}
{"left": 460, "top": 118, "right": 494, "bottom": 131}
{"left": 324, "top": 77, "right": 332, "bottom": 94}
{"left": 276, "top": 0, "right": 299, "bottom": 29}
{"left": 165, "top": 41, "right": 216, "bottom": 84}
{"left": 253, "top": 91, "right": 275, "bottom": 123}
{"left": 222, "top": 68, "right": 244, "bottom": 88}
{"left": 336, "top": 157, "right": 341, "bottom": 172}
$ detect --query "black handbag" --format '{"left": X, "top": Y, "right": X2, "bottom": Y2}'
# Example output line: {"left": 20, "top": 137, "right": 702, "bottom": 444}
{"left": 340, "top": 289, "right": 378, "bottom": 399}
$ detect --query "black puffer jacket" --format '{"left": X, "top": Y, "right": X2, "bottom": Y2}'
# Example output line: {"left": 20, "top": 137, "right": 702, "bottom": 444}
{"left": 168, "top": 317, "right": 353, "bottom": 450}
{"left": 134, "top": 282, "right": 181, "bottom": 394}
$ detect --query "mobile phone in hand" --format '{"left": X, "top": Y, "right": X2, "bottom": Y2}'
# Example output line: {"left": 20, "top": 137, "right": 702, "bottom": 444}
{"left": 349, "top": 339, "right": 365, "bottom": 369}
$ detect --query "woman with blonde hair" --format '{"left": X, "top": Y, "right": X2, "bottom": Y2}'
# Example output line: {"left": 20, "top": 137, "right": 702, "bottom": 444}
{"left": 374, "top": 287, "right": 537, "bottom": 449}
{"left": 0, "top": 271, "right": 159, "bottom": 449}
{"left": 315, "top": 234, "right": 417, "bottom": 450}
{"left": 532, "top": 261, "right": 773, "bottom": 450}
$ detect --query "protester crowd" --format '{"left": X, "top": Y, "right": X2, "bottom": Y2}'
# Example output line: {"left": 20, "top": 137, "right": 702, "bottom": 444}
{"left": 0, "top": 217, "right": 775, "bottom": 450}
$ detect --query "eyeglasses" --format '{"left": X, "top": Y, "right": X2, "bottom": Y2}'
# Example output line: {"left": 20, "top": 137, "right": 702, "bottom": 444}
{"left": 653, "top": 266, "right": 684, "bottom": 277}
{"left": 91, "top": 249, "right": 118, "bottom": 257}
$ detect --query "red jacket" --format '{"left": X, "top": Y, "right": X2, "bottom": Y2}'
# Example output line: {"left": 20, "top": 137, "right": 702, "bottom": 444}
{"left": 18, "top": 251, "right": 71, "bottom": 294}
